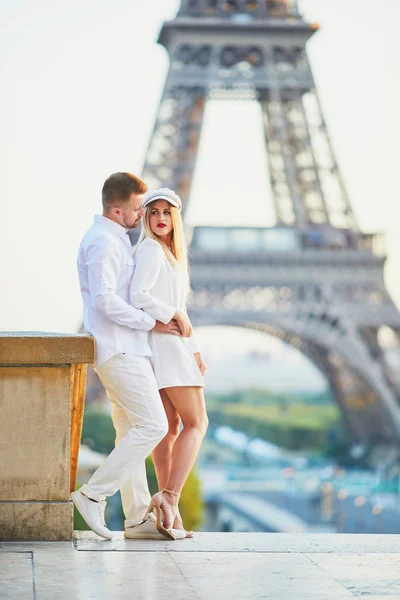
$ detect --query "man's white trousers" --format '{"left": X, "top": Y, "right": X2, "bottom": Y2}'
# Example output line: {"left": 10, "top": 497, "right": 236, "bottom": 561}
{"left": 80, "top": 353, "right": 168, "bottom": 527}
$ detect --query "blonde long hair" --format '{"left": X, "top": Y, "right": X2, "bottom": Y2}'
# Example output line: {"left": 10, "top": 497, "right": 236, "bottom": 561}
{"left": 136, "top": 200, "right": 190, "bottom": 285}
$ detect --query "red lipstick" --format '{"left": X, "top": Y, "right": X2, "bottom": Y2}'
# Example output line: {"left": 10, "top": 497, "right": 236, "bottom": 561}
{"left": 157, "top": 223, "right": 167, "bottom": 228}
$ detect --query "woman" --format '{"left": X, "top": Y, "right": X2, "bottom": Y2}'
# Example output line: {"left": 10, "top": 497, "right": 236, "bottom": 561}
{"left": 130, "top": 187, "right": 208, "bottom": 539}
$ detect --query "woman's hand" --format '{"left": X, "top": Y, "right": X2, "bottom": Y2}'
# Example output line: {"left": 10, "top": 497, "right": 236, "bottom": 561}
{"left": 194, "top": 352, "right": 206, "bottom": 376}
{"left": 174, "top": 311, "right": 193, "bottom": 337}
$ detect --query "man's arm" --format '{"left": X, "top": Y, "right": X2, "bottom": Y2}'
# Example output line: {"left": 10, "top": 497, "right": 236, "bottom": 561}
{"left": 86, "top": 238, "right": 155, "bottom": 331}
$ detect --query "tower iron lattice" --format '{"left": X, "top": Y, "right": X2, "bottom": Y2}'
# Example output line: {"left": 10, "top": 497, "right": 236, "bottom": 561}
{"left": 138, "top": 0, "right": 400, "bottom": 450}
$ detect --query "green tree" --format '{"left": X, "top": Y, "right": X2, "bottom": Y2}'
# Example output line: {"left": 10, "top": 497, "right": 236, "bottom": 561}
{"left": 81, "top": 408, "right": 116, "bottom": 454}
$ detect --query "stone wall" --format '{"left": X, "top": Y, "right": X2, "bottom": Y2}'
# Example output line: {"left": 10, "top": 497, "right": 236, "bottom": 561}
{"left": 0, "top": 332, "right": 94, "bottom": 541}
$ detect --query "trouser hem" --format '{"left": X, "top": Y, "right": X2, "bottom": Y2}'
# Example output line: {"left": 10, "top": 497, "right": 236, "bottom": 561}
{"left": 124, "top": 517, "right": 147, "bottom": 528}
{"left": 79, "top": 484, "right": 106, "bottom": 503}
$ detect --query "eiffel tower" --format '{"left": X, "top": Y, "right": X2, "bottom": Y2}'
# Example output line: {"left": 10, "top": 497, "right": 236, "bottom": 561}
{"left": 136, "top": 0, "right": 400, "bottom": 450}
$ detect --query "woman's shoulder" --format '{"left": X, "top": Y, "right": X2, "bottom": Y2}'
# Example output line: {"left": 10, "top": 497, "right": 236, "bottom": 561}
{"left": 135, "top": 237, "right": 164, "bottom": 257}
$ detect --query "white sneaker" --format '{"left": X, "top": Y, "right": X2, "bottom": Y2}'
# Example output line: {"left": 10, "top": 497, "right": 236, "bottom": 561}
{"left": 124, "top": 513, "right": 186, "bottom": 540}
{"left": 71, "top": 490, "right": 113, "bottom": 540}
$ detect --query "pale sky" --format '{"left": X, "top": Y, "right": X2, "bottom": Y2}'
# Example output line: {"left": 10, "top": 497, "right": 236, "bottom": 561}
{"left": 1, "top": 0, "right": 400, "bottom": 341}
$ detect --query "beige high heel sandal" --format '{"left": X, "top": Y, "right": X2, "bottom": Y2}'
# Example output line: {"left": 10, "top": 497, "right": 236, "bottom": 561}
{"left": 161, "top": 488, "right": 194, "bottom": 536}
{"left": 162, "top": 489, "right": 194, "bottom": 537}
{"left": 174, "top": 508, "right": 194, "bottom": 538}
{"left": 143, "top": 491, "right": 176, "bottom": 540}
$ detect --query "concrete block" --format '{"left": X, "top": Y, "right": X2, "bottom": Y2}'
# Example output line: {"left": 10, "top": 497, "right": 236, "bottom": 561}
{"left": 0, "top": 502, "right": 73, "bottom": 541}
{"left": 0, "top": 367, "right": 70, "bottom": 502}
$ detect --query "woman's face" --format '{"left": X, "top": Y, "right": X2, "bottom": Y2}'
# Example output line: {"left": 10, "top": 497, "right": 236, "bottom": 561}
{"left": 149, "top": 200, "right": 173, "bottom": 238}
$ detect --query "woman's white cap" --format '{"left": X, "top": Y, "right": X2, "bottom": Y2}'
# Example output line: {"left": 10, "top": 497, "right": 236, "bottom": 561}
{"left": 142, "top": 188, "right": 182, "bottom": 210}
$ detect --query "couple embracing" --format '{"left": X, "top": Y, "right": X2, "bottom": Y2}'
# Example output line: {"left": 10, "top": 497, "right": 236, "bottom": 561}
{"left": 72, "top": 172, "right": 208, "bottom": 541}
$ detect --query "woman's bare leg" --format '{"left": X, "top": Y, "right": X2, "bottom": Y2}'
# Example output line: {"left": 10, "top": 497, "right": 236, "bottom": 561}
{"left": 151, "top": 390, "right": 192, "bottom": 536}
{"left": 159, "top": 386, "right": 208, "bottom": 529}
{"left": 151, "top": 389, "right": 180, "bottom": 490}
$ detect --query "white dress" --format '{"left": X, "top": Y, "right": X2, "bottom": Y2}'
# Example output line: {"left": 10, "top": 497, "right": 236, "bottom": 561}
{"left": 130, "top": 238, "right": 204, "bottom": 390}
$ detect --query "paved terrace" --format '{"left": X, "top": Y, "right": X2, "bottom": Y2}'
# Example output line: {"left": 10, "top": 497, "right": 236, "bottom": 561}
{"left": 2, "top": 532, "right": 400, "bottom": 599}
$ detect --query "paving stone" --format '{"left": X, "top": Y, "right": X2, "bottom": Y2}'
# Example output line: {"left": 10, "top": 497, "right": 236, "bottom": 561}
{"left": 305, "top": 553, "right": 400, "bottom": 567}
{"left": 1, "top": 533, "right": 400, "bottom": 600}
{"left": 314, "top": 563, "right": 400, "bottom": 580}
{"left": 170, "top": 551, "right": 311, "bottom": 566}
{"left": 0, "top": 552, "right": 34, "bottom": 600}
{"left": 32, "top": 550, "right": 196, "bottom": 600}
{"left": 172, "top": 551, "right": 353, "bottom": 599}
{"left": 355, "top": 597, "right": 400, "bottom": 600}
{"left": 340, "top": 579, "right": 400, "bottom": 596}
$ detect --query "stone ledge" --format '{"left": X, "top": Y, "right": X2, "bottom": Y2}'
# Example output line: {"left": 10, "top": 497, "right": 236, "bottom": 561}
{"left": 73, "top": 531, "right": 400, "bottom": 553}
{"left": 0, "top": 332, "right": 94, "bottom": 365}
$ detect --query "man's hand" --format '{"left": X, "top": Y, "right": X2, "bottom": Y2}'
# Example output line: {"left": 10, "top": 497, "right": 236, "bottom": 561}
{"left": 153, "top": 319, "right": 182, "bottom": 335}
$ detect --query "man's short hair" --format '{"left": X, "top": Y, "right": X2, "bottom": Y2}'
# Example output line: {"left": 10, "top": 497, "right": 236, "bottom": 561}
{"left": 102, "top": 172, "right": 148, "bottom": 211}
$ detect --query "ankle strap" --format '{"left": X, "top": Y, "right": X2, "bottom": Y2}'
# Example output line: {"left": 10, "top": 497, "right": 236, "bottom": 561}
{"left": 162, "top": 487, "right": 180, "bottom": 498}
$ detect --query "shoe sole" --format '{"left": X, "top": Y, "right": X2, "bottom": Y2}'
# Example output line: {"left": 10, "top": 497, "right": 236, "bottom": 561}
{"left": 71, "top": 491, "right": 113, "bottom": 540}
{"left": 124, "top": 530, "right": 187, "bottom": 540}
{"left": 124, "top": 532, "right": 173, "bottom": 540}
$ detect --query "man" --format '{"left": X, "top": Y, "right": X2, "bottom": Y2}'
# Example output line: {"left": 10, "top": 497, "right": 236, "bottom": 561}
{"left": 72, "top": 172, "right": 183, "bottom": 540}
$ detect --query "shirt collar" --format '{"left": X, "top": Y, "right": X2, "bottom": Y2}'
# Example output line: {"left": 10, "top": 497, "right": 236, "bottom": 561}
{"left": 94, "top": 215, "right": 128, "bottom": 238}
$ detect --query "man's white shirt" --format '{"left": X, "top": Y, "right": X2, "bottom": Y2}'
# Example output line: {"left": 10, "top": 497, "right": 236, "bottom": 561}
{"left": 77, "top": 215, "right": 156, "bottom": 366}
